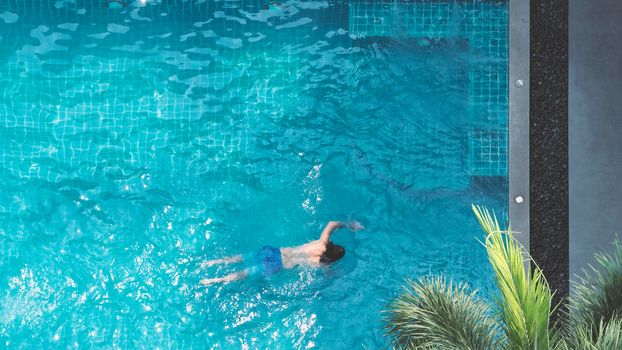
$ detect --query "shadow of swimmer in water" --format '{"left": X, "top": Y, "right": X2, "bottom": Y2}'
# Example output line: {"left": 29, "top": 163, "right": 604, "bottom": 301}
{"left": 199, "top": 221, "right": 364, "bottom": 286}
{"left": 348, "top": 144, "right": 465, "bottom": 200}
{"left": 348, "top": 143, "right": 507, "bottom": 204}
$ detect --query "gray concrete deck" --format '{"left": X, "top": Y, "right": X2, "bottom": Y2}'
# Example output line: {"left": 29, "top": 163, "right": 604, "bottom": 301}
{"left": 569, "top": 0, "right": 622, "bottom": 281}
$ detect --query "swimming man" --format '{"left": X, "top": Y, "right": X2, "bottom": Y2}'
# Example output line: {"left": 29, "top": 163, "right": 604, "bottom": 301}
{"left": 200, "top": 220, "right": 364, "bottom": 286}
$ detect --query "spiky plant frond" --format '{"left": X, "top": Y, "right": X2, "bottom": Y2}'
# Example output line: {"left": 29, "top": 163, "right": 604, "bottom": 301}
{"left": 569, "top": 240, "right": 622, "bottom": 336}
{"left": 384, "top": 275, "right": 502, "bottom": 350}
{"left": 561, "top": 317, "right": 622, "bottom": 350}
{"left": 472, "top": 205, "right": 555, "bottom": 350}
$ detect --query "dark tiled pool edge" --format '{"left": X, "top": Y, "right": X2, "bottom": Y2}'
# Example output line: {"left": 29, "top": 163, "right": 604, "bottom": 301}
{"left": 530, "top": 0, "right": 569, "bottom": 307}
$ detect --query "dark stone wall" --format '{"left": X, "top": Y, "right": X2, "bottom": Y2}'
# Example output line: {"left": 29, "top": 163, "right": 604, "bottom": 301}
{"left": 530, "top": 0, "right": 569, "bottom": 307}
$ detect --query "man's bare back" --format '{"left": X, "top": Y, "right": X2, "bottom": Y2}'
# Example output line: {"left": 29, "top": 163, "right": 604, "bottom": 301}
{"left": 200, "top": 220, "right": 364, "bottom": 285}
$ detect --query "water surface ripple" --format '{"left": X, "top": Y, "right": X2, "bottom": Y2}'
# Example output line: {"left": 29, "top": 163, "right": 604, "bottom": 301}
{"left": 0, "top": 1, "right": 508, "bottom": 349}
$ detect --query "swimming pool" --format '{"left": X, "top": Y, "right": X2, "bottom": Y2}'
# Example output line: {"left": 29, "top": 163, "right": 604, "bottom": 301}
{"left": 0, "top": 0, "right": 509, "bottom": 348}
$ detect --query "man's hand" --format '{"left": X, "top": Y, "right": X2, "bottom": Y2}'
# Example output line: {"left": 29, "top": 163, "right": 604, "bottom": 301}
{"left": 328, "top": 221, "right": 344, "bottom": 228}
{"left": 320, "top": 220, "right": 363, "bottom": 243}
{"left": 345, "top": 221, "right": 364, "bottom": 232}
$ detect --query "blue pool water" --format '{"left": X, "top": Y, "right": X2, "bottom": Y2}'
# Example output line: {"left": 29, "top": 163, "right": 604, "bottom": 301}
{"left": 0, "top": 1, "right": 508, "bottom": 348}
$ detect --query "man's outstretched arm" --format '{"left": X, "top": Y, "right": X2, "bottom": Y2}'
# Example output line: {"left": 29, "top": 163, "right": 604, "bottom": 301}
{"left": 318, "top": 220, "right": 364, "bottom": 243}
{"left": 319, "top": 221, "right": 344, "bottom": 244}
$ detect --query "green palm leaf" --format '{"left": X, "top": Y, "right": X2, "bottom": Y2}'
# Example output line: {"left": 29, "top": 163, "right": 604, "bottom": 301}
{"left": 472, "top": 205, "right": 555, "bottom": 350}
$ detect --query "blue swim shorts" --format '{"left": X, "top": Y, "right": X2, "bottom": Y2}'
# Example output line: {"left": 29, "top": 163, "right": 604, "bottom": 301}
{"left": 247, "top": 245, "right": 283, "bottom": 277}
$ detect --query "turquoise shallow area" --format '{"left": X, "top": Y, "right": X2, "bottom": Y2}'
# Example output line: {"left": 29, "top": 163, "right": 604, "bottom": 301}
{"left": 0, "top": 1, "right": 508, "bottom": 348}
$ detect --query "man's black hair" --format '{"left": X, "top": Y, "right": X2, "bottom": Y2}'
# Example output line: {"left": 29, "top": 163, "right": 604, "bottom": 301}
{"left": 320, "top": 241, "right": 345, "bottom": 264}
